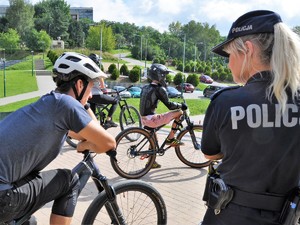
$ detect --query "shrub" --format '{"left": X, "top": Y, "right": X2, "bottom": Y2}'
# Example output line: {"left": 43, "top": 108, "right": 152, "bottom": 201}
{"left": 173, "top": 72, "right": 185, "bottom": 85}
{"left": 186, "top": 74, "right": 199, "bottom": 87}
{"left": 110, "top": 68, "right": 120, "bottom": 80}
{"left": 129, "top": 67, "right": 140, "bottom": 82}
{"left": 211, "top": 72, "right": 219, "bottom": 81}
{"left": 108, "top": 63, "right": 117, "bottom": 74}
{"left": 166, "top": 74, "right": 173, "bottom": 84}
{"left": 120, "top": 64, "right": 129, "bottom": 76}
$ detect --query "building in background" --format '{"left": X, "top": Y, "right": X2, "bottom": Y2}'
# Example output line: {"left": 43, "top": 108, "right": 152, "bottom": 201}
{"left": 70, "top": 7, "right": 93, "bottom": 21}
{"left": 0, "top": 5, "right": 7, "bottom": 17}
{"left": 0, "top": 6, "right": 93, "bottom": 21}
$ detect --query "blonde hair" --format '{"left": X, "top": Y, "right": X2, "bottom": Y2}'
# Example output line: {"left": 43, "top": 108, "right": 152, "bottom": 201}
{"left": 224, "top": 23, "right": 300, "bottom": 115}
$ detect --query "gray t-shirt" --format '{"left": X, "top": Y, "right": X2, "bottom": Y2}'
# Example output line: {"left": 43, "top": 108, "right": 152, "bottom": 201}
{"left": 0, "top": 91, "right": 92, "bottom": 184}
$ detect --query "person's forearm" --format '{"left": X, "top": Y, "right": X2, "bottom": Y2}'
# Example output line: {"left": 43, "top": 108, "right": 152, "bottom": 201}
{"left": 86, "top": 108, "right": 98, "bottom": 122}
{"left": 204, "top": 153, "right": 223, "bottom": 160}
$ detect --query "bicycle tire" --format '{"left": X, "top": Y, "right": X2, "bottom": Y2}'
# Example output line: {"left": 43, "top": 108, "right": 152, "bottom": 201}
{"left": 111, "top": 127, "right": 156, "bottom": 179}
{"left": 119, "top": 105, "right": 142, "bottom": 141}
{"left": 175, "top": 125, "right": 211, "bottom": 168}
{"left": 82, "top": 180, "right": 167, "bottom": 225}
{"left": 66, "top": 136, "right": 78, "bottom": 149}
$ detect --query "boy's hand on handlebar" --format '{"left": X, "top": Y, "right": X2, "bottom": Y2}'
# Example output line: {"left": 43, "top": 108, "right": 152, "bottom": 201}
{"left": 181, "top": 103, "right": 188, "bottom": 110}
{"left": 106, "top": 149, "right": 117, "bottom": 161}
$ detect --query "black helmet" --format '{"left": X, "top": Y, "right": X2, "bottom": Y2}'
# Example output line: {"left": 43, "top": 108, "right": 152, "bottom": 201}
{"left": 147, "top": 64, "right": 171, "bottom": 86}
{"left": 89, "top": 53, "right": 100, "bottom": 66}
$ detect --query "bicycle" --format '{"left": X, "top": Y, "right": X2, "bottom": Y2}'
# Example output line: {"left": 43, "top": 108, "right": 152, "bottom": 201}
{"left": 110, "top": 99, "right": 212, "bottom": 179}
{"left": 66, "top": 85, "right": 142, "bottom": 148}
{"left": 7, "top": 150, "right": 167, "bottom": 225}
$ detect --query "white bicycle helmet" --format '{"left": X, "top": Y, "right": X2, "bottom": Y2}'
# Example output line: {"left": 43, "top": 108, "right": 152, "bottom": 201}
{"left": 53, "top": 52, "right": 107, "bottom": 82}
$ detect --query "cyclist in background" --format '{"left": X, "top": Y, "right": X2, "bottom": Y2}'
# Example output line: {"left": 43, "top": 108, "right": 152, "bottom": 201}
{"left": 88, "top": 53, "right": 119, "bottom": 129}
{"left": 0, "top": 52, "right": 116, "bottom": 225}
{"left": 140, "top": 63, "right": 187, "bottom": 168}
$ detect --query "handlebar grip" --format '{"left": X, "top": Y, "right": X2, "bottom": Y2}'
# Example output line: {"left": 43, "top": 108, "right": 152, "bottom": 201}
{"left": 106, "top": 149, "right": 117, "bottom": 161}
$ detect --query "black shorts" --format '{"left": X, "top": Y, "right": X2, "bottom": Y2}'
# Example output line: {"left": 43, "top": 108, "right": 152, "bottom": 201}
{"left": 0, "top": 169, "right": 74, "bottom": 223}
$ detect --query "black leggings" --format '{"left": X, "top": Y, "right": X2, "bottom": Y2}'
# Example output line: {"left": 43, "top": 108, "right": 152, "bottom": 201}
{"left": 0, "top": 169, "right": 79, "bottom": 223}
{"left": 89, "top": 94, "right": 119, "bottom": 118}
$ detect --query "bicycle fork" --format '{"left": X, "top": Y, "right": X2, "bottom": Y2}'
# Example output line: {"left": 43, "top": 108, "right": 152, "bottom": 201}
{"left": 185, "top": 125, "right": 201, "bottom": 150}
{"left": 86, "top": 155, "right": 127, "bottom": 225}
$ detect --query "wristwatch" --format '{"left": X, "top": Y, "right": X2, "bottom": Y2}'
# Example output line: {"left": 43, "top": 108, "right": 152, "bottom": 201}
{"left": 84, "top": 103, "right": 90, "bottom": 110}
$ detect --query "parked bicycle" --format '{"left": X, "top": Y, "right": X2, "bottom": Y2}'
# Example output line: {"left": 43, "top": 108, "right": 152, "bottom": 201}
{"left": 8, "top": 150, "right": 167, "bottom": 225}
{"left": 110, "top": 98, "right": 212, "bottom": 179}
{"left": 66, "top": 85, "right": 142, "bottom": 148}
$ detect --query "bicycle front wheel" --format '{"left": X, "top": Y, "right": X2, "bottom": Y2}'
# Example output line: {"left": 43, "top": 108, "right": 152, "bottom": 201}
{"left": 119, "top": 105, "right": 142, "bottom": 136}
{"left": 175, "top": 125, "right": 211, "bottom": 168}
{"left": 111, "top": 127, "right": 156, "bottom": 179}
{"left": 82, "top": 180, "right": 167, "bottom": 225}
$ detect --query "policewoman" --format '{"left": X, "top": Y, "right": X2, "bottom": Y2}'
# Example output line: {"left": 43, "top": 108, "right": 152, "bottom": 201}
{"left": 201, "top": 10, "right": 300, "bottom": 225}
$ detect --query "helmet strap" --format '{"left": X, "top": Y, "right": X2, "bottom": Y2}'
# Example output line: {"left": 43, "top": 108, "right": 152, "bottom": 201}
{"left": 71, "top": 78, "right": 89, "bottom": 101}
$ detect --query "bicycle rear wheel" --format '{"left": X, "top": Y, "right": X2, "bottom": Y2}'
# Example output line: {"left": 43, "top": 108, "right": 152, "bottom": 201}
{"left": 82, "top": 180, "right": 167, "bottom": 225}
{"left": 175, "top": 125, "right": 211, "bottom": 168}
{"left": 111, "top": 127, "right": 156, "bottom": 179}
{"left": 119, "top": 105, "right": 142, "bottom": 141}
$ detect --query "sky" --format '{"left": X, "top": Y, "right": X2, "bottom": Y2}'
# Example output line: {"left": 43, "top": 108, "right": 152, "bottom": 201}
{"left": 0, "top": 0, "right": 300, "bottom": 36}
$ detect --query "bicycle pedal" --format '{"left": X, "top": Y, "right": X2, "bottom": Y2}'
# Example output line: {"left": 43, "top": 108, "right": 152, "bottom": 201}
{"left": 140, "top": 155, "right": 149, "bottom": 160}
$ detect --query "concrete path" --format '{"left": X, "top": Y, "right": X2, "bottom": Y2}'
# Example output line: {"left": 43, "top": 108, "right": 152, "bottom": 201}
{"left": 0, "top": 62, "right": 209, "bottom": 224}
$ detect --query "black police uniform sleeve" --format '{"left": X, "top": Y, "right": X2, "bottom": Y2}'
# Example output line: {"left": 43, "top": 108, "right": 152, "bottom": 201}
{"left": 210, "top": 85, "right": 241, "bottom": 101}
{"left": 201, "top": 85, "right": 241, "bottom": 155}
{"left": 157, "top": 86, "right": 181, "bottom": 110}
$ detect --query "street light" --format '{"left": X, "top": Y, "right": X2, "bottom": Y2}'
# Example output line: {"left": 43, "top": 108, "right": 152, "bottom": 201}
{"left": 31, "top": 51, "right": 34, "bottom": 76}
{"left": 134, "top": 34, "right": 143, "bottom": 82}
{"left": 199, "top": 42, "right": 206, "bottom": 61}
{"left": 181, "top": 34, "right": 186, "bottom": 95}
{"left": 99, "top": 25, "right": 103, "bottom": 68}
{"left": 1, "top": 49, "right": 6, "bottom": 97}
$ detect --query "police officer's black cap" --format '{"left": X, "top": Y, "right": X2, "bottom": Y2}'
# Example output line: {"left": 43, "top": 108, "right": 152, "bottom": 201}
{"left": 212, "top": 10, "right": 282, "bottom": 57}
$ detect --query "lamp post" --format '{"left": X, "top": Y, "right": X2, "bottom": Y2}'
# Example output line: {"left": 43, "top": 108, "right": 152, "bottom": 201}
{"left": 181, "top": 34, "right": 186, "bottom": 95}
{"left": 194, "top": 43, "right": 197, "bottom": 72}
{"left": 2, "top": 50, "right": 6, "bottom": 97}
{"left": 199, "top": 41, "right": 207, "bottom": 61}
{"left": 31, "top": 51, "right": 34, "bottom": 76}
{"left": 99, "top": 25, "right": 103, "bottom": 68}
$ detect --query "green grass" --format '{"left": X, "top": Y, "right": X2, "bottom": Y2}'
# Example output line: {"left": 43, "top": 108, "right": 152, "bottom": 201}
{"left": 0, "top": 70, "right": 38, "bottom": 98}
{"left": 0, "top": 97, "right": 210, "bottom": 123}
{"left": 0, "top": 97, "right": 39, "bottom": 112}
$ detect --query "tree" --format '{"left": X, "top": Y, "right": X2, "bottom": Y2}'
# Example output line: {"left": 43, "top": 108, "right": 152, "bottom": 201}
{"left": 24, "top": 29, "right": 51, "bottom": 51}
{"left": 86, "top": 23, "right": 116, "bottom": 51}
{"left": 0, "top": 17, "right": 9, "bottom": 33}
{"left": 34, "top": 0, "right": 71, "bottom": 40}
{"left": 68, "top": 20, "right": 84, "bottom": 48}
{"left": 0, "top": 28, "right": 20, "bottom": 51}
{"left": 6, "top": 0, "right": 35, "bottom": 41}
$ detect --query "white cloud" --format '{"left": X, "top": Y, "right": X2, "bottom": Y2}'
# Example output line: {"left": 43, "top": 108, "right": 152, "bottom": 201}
{"left": 0, "top": 0, "right": 300, "bottom": 35}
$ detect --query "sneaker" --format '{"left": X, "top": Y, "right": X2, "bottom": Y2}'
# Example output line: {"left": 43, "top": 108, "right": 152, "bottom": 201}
{"left": 146, "top": 161, "right": 161, "bottom": 169}
{"left": 105, "top": 120, "right": 118, "bottom": 128}
{"left": 165, "top": 138, "right": 184, "bottom": 146}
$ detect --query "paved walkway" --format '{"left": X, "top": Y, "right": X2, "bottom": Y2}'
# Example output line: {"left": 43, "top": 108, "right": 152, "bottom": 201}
{"left": 34, "top": 127, "right": 208, "bottom": 225}
{"left": 0, "top": 72, "right": 208, "bottom": 224}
